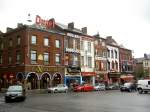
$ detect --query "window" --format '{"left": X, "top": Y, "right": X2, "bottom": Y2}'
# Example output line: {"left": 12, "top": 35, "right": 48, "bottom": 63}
{"left": 0, "top": 54, "right": 2, "bottom": 64}
{"left": 115, "top": 50, "right": 118, "bottom": 59}
{"left": 81, "top": 56, "right": 84, "bottom": 66}
{"left": 80, "top": 41, "right": 84, "bottom": 51}
{"left": 31, "top": 35, "right": 37, "bottom": 44}
{"left": 16, "top": 51, "right": 21, "bottom": 64}
{"left": 0, "top": 42, "right": 4, "bottom": 50}
{"left": 73, "top": 39, "right": 78, "bottom": 49}
{"left": 55, "top": 40, "right": 60, "bottom": 48}
{"left": 107, "top": 49, "right": 110, "bottom": 58}
{"left": 8, "top": 54, "right": 12, "bottom": 64}
{"left": 9, "top": 39, "right": 13, "bottom": 47}
{"left": 111, "top": 50, "right": 114, "bottom": 58}
{"left": 44, "top": 52, "right": 49, "bottom": 64}
{"left": 17, "top": 36, "right": 21, "bottom": 45}
{"left": 87, "top": 57, "right": 92, "bottom": 67}
{"left": 55, "top": 53, "right": 61, "bottom": 64}
{"left": 64, "top": 38, "right": 68, "bottom": 48}
{"left": 73, "top": 55, "right": 78, "bottom": 66}
{"left": 148, "top": 81, "right": 150, "bottom": 85}
{"left": 44, "top": 38, "right": 49, "bottom": 46}
{"left": 31, "top": 50, "right": 37, "bottom": 64}
{"left": 87, "top": 42, "right": 91, "bottom": 52}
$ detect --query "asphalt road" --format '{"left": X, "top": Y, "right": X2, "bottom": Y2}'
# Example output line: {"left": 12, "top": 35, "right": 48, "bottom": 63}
{"left": 0, "top": 90, "right": 150, "bottom": 112}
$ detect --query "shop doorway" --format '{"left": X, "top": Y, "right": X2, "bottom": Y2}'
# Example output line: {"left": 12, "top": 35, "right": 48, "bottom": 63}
{"left": 40, "top": 73, "right": 51, "bottom": 89}
{"left": 26, "top": 73, "right": 39, "bottom": 90}
{"left": 16, "top": 73, "right": 24, "bottom": 84}
{"left": 52, "top": 73, "right": 62, "bottom": 86}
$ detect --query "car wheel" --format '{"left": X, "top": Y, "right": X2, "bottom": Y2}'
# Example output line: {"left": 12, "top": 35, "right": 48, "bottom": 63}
{"left": 138, "top": 89, "right": 143, "bottom": 94}
{"left": 144, "top": 91, "right": 148, "bottom": 94}
{"left": 54, "top": 89, "right": 58, "bottom": 93}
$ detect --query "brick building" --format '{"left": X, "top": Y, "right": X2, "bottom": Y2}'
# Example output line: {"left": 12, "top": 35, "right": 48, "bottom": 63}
{"left": 0, "top": 22, "right": 65, "bottom": 90}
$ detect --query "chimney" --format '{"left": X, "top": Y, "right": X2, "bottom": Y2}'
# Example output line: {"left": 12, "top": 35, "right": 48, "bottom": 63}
{"left": 7, "top": 27, "right": 13, "bottom": 32}
{"left": 17, "top": 23, "right": 23, "bottom": 28}
{"left": 82, "top": 27, "right": 87, "bottom": 34}
{"left": 68, "top": 22, "right": 74, "bottom": 29}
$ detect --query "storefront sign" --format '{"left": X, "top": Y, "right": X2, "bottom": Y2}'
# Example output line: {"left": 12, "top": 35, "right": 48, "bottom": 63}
{"left": 36, "top": 15, "right": 55, "bottom": 29}
{"left": 67, "top": 33, "right": 80, "bottom": 38}
{"left": 32, "top": 66, "right": 64, "bottom": 73}
{"left": 65, "top": 48, "right": 80, "bottom": 53}
{"left": 81, "top": 72, "right": 96, "bottom": 76}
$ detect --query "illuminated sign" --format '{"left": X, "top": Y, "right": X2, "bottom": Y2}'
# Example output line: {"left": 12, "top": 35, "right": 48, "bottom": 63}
{"left": 35, "top": 15, "right": 55, "bottom": 28}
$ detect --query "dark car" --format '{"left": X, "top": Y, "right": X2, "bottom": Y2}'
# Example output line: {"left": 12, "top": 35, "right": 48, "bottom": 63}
{"left": 120, "top": 82, "right": 136, "bottom": 92}
{"left": 5, "top": 85, "right": 26, "bottom": 103}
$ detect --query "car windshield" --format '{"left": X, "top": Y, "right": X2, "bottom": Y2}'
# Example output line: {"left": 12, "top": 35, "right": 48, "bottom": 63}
{"left": 7, "top": 85, "right": 22, "bottom": 92}
{"left": 124, "top": 83, "right": 132, "bottom": 86}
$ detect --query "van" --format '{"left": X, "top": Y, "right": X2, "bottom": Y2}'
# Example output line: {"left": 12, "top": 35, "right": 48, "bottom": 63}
{"left": 137, "top": 79, "right": 150, "bottom": 94}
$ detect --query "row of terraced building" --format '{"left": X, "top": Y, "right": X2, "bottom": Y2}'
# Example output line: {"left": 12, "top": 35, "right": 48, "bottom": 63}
{"left": 0, "top": 15, "right": 134, "bottom": 90}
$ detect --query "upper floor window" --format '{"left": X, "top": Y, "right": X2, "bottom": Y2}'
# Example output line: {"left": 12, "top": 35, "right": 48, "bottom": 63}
{"left": 31, "top": 35, "right": 37, "bottom": 44}
{"left": 16, "top": 51, "right": 21, "bottom": 64}
{"left": 87, "top": 57, "right": 92, "bottom": 68}
{"left": 44, "top": 38, "right": 49, "bottom": 46}
{"left": 111, "top": 50, "right": 114, "bottom": 58}
{"left": 17, "top": 36, "right": 21, "bottom": 45}
{"left": 107, "top": 49, "right": 110, "bottom": 58}
{"left": 64, "top": 38, "right": 68, "bottom": 48}
{"left": 81, "top": 56, "right": 84, "bottom": 66}
{"left": 55, "top": 40, "right": 60, "bottom": 48}
{"left": 80, "top": 41, "right": 84, "bottom": 51}
{"left": 9, "top": 39, "right": 13, "bottom": 47}
{"left": 8, "top": 53, "right": 12, "bottom": 64}
{"left": 73, "top": 55, "right": 78, "bottom": 66}
{"left": 31, "top": 50, "right": 37, "bottom": 64}
{"left": 73, "top": 39, "right": 78, "bottom": 49}
{"left": 0, "top": 42, "right": 4, "bottom": 50}
{"left": 87, "top": 42, "right": 91, "bottom": 52}
{"left": 115, "top": 50, "right": 118, "bottom": 59}
{"left": 44, "top": 52, "right": 49, "bottom": 64}
{"left": 0, "top": 53, "right": 2, "bottom": 64}
{"left": 55, "top": 53, "right": 61, "bottom": 65}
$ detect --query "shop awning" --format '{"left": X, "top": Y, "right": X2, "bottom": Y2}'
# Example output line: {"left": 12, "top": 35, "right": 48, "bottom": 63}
{"left": 81, "top": 72, "right": 96, "bottom": 76}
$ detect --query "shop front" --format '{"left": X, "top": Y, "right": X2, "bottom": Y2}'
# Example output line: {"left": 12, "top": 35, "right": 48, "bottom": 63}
{"left": 107, "top": 72, "right": 121, "bottom": 84}
{"left": 81, "top": 72, "right": 96, "bottom": 86}
{"left": 64, "top": 66, "right": 81, "bottom": 87}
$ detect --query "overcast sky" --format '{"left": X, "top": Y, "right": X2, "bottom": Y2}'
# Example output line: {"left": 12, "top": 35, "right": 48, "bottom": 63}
{"left": 0, "top": 0, "right": 150, "bottom": 58}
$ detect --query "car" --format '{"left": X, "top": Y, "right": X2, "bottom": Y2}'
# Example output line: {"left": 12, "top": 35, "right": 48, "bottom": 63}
{"left": 106, "top": 84, "right": 120, "bottom": 90}
{"left": 47, "top": 84, "right": 68, "bottom": 93}
{"left": 94, "top": 83, "right": 106, "bottom": 91}
{"left": 73, "top": 84, "right": 94, "bottom": 92}
{"left": 5, "top": 85, "right": 26, "bottom": 103}
{"left": 137, "top": 79, "right": 150, "bottom": 94}
{"left": 120, "top": 82, "right": 136, "bottom": 92}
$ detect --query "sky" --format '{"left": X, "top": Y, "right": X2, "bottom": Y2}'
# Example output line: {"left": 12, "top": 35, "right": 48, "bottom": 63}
{"left": 0, "top": 0, "right": 150, "bottom": 58}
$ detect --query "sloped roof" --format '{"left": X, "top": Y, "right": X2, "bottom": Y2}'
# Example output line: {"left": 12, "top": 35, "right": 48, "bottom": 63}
{"left": 56, "top": 22, "right": 82, "bottom": 34}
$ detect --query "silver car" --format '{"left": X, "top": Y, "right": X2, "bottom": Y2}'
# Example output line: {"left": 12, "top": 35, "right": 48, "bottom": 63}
{"left": 48, "top": 84, "right": 68, "bottom": 93}
{"left": 94, "top": 83, "right": 106, "bottom": 91}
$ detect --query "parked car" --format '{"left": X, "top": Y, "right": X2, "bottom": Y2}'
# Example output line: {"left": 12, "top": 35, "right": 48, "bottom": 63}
{"left": 73, "top": 84, "right": 94, "bottom": 92}
{"left": 120, "top": 82, "right": 136, "bottom": 92}
{"left": 94, "top": 83, "right": 105, "bottom": 91}
{"left": 137, "top": 79, "right": 150, "bottom": 94}
{"left": 5, "top": 85, "right": 26, "bottom": 103}
{"left": 47, "top": 84, "right": 68, "bottom": 93}
{"left": 106, "top": 84, "right": 120, "bottom": 90}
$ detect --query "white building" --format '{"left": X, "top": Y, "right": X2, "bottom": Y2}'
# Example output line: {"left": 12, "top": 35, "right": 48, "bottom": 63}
{"left": 80, "top": 35, "right": 95, "bottom": 85}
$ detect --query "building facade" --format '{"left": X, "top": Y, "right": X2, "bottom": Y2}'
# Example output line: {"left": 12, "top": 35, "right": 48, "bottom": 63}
{"left": 0, "top": 21, "right": 66, "bottom": 90}
{"left": 94, "top": 34, "right": 108, "bottom": 84}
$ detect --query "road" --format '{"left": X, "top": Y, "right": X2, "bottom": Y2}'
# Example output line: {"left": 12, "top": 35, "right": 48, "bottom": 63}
{"left": 0, "top": 90, "right": 150, "bottom": 112}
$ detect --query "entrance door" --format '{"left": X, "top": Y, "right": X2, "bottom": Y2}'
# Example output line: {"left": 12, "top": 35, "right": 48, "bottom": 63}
{"left": 27, "top": 73, "right": 38, "bottom": 89}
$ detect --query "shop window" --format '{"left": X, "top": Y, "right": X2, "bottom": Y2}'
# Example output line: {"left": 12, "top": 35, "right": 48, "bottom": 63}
{"left": 31, "top": 50, "right": 37, "bottom": 64}
{"left": 31, "top": 35, "right": 37, "bottom": 44}
{"left": 44, "top": 52, "right": 49, "bottom": 64}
